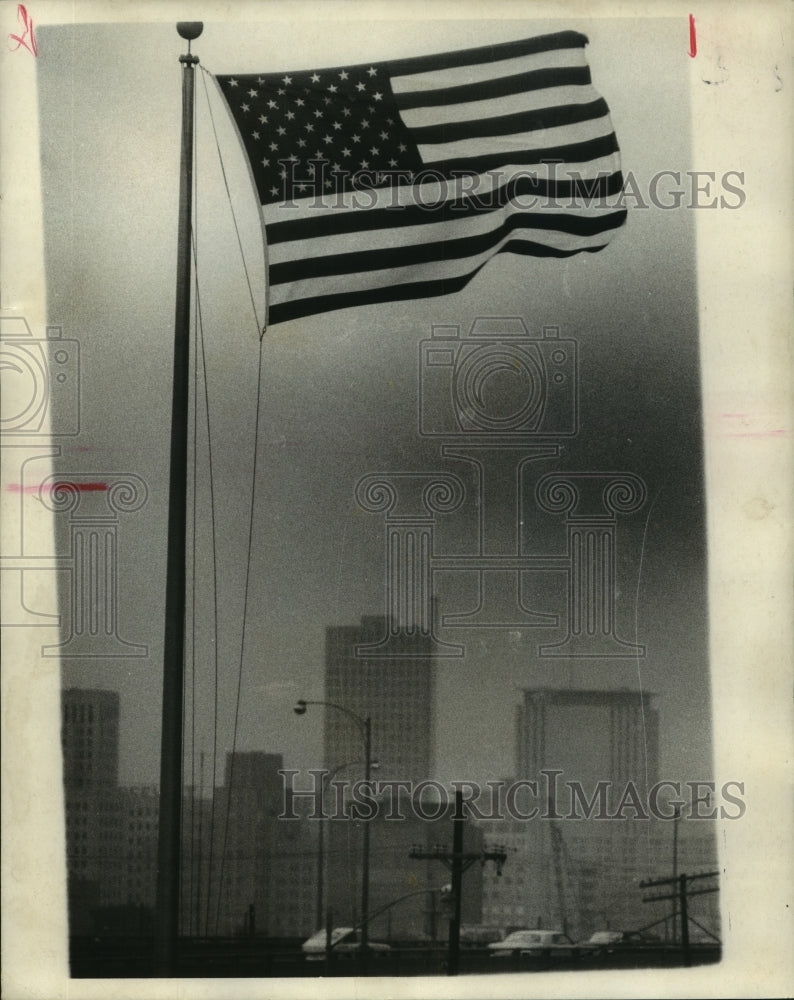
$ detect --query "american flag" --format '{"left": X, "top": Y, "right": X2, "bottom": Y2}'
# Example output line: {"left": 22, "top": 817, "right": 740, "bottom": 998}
{"left": 216, "top": 31, "right": 626, "bottom": 326}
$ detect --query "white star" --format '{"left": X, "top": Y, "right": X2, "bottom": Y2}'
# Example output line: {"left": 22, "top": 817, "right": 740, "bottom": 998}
{"left": 269, "top": 141, "right": 279, "bottom": 151}
{"left": 323, "top": 96, "right": 332, "bottom": 105}
{"left": 257, "top": 76, "right": 265, "bottom": 84}
{"left": 315, "top": 149, "right": 324, "bottom": 159}
{"left": 313, "top": 109, "right": 323, "bottom": 119}
{"left": 268, "top": 99, "right": 278, "bottom": 109}
{"left": 351, "top": 133, "right": 361, "bottom": 143}
{"left": 341, "top": 146, "right": 352, "bottom": 157}
{"left": 259, "top": 114, "right": 268, "bottom": 124}
{"left": 270, "top": 186, "right": 279, "bottom": 196}
{"left": 279, "top": 168, "right": 287, "bottom": 179}
{"left": 356, "top": 81, "right": 366, "bottom": 92}
{"left": 241, "top": 103, "right": 250, "bottom": 112}
{"left": 248, "top": 88, "right": 258, "bottom": 98}
{"left": 282, "top": 74, "right": 293, "bottom": 85}
{"left": 325, "top": 178, "right": 334, "bottom": 189}
{"left": 339, "top": 70, "right": 349, "bottom": 80}
{"left": 328, "top": 84, "right": 338, "bottom": 93}
{"left": 331, "top": 162, "right": 341, "bottom": 172}
{"left": 277, "top": 88, "right": 286, "bottom": 95}
{"left": 305, "top": 123, "right": 314, "bottom": 132}
{"left": 332, "top": 121, "right": 342, "bottom": 131}
{"left": 380, "top": 130, "right": 388, "bottom": 140}
{"left": 310, "top": 72, "right": 321, "bottom": 83}
{"left": 307, "top": 164, "right": 316, "bottom": 176}
{"left": 295, "top": 97, "right": 305, "bottom": 107}
{"left": 323, "top": 134, "right": 334, "bottom": 144}
{"left": 297, "top": 138, "right": 307, "bottom": 148}
{"left": 262, "top": 157, "right": 270, "bottom": 166}
{"left": 286, "top": 110, "right": 296, "bottom": 121}
{"left": 361, "top": 118, "right": 370, "bottom": 128}
{"left": 277, "top": 126, "right": 286, "bottom": 136}
{"left": 228, "top": 78, "right": 238, "bottom": 87}
{"left": 388, "top": 158, "right": 397, "bottom": 167}
{"left": 398, "top": 142, "right": 407, "bottom": 152}
{"left": 360, "top": 159, "right": 370, "bottom": 168}
{"left": 252, "top": 131, "right": 260, "bottom": 140}
{"left": 367, "top": 66, "right": 377, "bottom": 77}
{"left": 373, "top": 92, "right": 383, "bottom": 101}
{"left": 297, "top": 183, "right": 307, "bottom": 192}
{"left": 341, "top": 107, "right": 352, "bottom": 117}
{"left": 370, "top": 146, "right": 379, "bottom": 156}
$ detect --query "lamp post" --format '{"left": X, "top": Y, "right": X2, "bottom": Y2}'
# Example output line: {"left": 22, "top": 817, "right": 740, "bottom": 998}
{"left": 295, "top": 699, "right": 373, "bottom": 953}
{"left": 316, "top": 758, "right": 379, "bottom": 932}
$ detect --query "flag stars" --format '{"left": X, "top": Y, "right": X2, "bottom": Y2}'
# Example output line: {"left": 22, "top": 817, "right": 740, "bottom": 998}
{"left": 268, "top": 99, "right": 278, "bottom": 109}
{"left": 332, "top": 121, "right": 342, "bottom": 130}
{"left": 367, "top": 66, "right": 378, "bottom": 76}
{"left": 341, "top": 107, "right": 352, "bottom": 117}
{"left": 339, "top": 70, "right": 349, "bottom": 80}
{"left": 241, "top": 103, "right": 250, "bottom": 112}
{"left": 269, "top": 141, "right": 279, "bottom": 151}
{"left": 277, "top": 126, "right": 287, "bottom": 136}
{"left": 323, "top": 134, "right": 334, "bottom": 144}
{"left": 370, "top": 146, "right": 379, "bottom": 156}
{"left": 252, "top": 131, "right": 261, "bottom": 140}
{"left": 341, "top": 146, "right": 352, "bottom": 157}
{"left": 305, "top": 123, "right": 315, "bottom": 132}
{"left": 286, "top": 110, "right": 296, "bottom": 121}
{"left": 313, "top": 109, "right": 323, "bottom": 119}
{"left": 228, "top": 78, "right": 238, "bottom": 87}
{"left": 297, "top": 138, "right": 307, "bottom": 148}
{"left": 270, "top": 186, "right": 279, "bottom": 196}
{"left": 310, "top": 72, "right": 321, "bottom": 83}
{"left": 327, "top": 84, "right": 338, "bottom": 93}
{"left": 295, "top": 97, "right": 305, "bottom": 107}
{"left": 360, "top": 159, "right": 370, "bottom": 169}
{"left": 356, "top": 81, "right": 366, "bottom": 92}
{"left": 373, "top": 92, "right": 383, "bottom": 101}
{"left": 379, "top": 130, "right": 389, "bottom": 140}
{"left": 282, "top": 74, "right": 293, "bottom": 85}
{"left": 248, "top": 88, "right": 258, "bottom": 98}
{"left": 259, "top": 114, "right": 268, "bottom": 124}
{"left": 278, "top": 88, "right": 286, "bottom": 95}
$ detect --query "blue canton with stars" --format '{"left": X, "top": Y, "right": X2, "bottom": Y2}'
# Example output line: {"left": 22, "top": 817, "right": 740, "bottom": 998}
{"left": 217, "top": 63, "right": 425, "bottom": 205}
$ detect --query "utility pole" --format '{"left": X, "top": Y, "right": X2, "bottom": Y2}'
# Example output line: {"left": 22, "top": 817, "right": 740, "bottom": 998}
{"left": 640, "top": 870, "right": 719, "bottom": 967}
{"left": 409, "top": 790, "right": 506, "bottom": 976}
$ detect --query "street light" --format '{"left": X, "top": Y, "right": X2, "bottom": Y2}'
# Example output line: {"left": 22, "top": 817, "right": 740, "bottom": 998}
{"left": 294, "top": 699, "right": 373, "bottom": 953}
{"left": 315, "top": 758, "right": 379, "bottom": 932}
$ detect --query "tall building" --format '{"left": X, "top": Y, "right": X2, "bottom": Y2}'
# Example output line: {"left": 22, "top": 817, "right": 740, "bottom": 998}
{"left": 474, "top": 687, "right": 708, "bottom": 942}
{"left": 324, "top": 615, "right": 435, "bottom": 784}
{"left": 61, "top": 688, "right": 122, "bottom": 928}
{"left": 516, "top": 688, "right": 659, "bottom": 794}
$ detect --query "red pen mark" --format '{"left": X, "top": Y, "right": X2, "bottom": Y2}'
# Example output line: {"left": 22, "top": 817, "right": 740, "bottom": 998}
{"left": 688, "top": 14, "right": 697, "bottom": 58}
{"left": 7, "top": 481, "right": 108, "bottom": 494}
{"left": 8, "top": 4, "right": 37, "bottom": 57}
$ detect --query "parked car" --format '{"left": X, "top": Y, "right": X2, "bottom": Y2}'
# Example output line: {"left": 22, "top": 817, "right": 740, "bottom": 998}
{"left": 301, "top": 927, "right": 391, "bottom": 960}
{"left": 488, "top": 929, "right": 575, "bottom": 958}
{"left": 576, "top": 929, "right": 661, "bottom": 955}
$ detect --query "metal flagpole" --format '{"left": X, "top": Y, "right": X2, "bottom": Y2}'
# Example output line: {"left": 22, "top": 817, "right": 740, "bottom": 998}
{"left": 155, "top": 20, "right": 203, "bottom": 976}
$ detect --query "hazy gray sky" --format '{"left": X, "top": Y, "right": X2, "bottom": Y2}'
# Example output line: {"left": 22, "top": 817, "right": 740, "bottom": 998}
{"left": 36, "top": 16, "right": 712, "bottom": 788}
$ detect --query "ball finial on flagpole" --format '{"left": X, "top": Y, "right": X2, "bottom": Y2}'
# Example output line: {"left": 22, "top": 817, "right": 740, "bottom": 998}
{"left": 176, "top": 22, "right": 203, "bottom": 40}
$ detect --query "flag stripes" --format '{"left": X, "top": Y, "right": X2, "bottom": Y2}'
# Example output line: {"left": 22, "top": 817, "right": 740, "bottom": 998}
{"left": 216, "top": 30, "right": 626, "bottom": 325}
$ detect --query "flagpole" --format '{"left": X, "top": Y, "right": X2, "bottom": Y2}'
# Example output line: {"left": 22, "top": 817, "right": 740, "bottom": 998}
{"left": 155, "top": 20, "right": 203, "bottom": 976}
